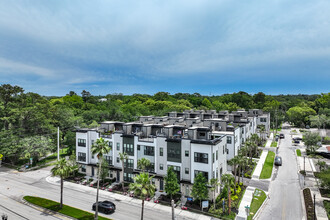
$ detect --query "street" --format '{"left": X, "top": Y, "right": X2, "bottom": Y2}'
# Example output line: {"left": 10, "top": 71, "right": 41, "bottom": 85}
{"left": 257, "top": 126, "right": 304, "bottom": 220}
{"left": 0, "top": 167, "right": 193, "bottom": 220}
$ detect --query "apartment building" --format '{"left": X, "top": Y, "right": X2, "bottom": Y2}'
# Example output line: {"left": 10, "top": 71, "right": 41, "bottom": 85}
{"left": 75, "top": 109, "right": 269, "bottom": 198}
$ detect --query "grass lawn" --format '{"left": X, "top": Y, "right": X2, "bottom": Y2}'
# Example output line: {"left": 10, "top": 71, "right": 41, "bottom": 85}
{"left": 36, "top": 148, "right": 70, "bottom": 166}
{"left": 24, "top": 196, "right": 111, "bottom": 220}
{"left": 270, "top": 141, "right": 277, "bottom": 147}
{"left": 259, "top": 151, "right": 275, "bottom": 179}
{"left": 296, "top": 149, "right": 301, "bottom": 156}
{"left": 324, "top": 200, "right": 330, "bottom": 219}
{"left": 247, "top": 189, "right": 267, "bottom": 220}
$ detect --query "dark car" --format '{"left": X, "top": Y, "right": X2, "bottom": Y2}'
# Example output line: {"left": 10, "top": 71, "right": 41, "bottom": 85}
{"left": 92, "top": 201, "right": 116, "bottom": 214}
{"left": 293, "top": 139, "right": 300, "bottom": 144}
{"left": 280, "top": 134, "right": 285, "bottom": 139}
{"left": 275, "top": 156, "right": 282, "bottom": 166}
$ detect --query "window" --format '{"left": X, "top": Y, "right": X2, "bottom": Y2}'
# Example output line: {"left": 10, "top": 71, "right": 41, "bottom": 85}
{"left": 137, "top": 145, "right": 140, "bottom": 151}
{"left": 194, "top": 170, "right": 208, "bottom": 181}
{"left": 116, "top": 157, "right": 119, "bottom": 163}
{"left": 212, "top": 153, "right": 214, "bottom": 163}
{"left": 104, "top": 156, "right": 112, "bottom": 165}
{"left": 124, "top": 172, "right": 134, "bottom": 182}
{"left": 81, "top": 165, "right": 86, "bottom": 172}
{"left": 260, "top": 118, "right": 267, "bottom": 122}
{"left": 125, "top": 159, "right": 134, "bottom": 169}
{"left": 216, "top": 150, "right": 218, "bottom": 160}
{"left": 109, "top": 142, "right": 113, "bottom": 148}
{"left": 78, "top": 152, "right": 86, "bottom": 162}
{"left": 124, "top": 143, "right": 134, "bottom": 155}
{"left": 160, "top": 147, "right": 163, "bottom": 156}
{"left": 78, "top": 139, "right": 86, "bottom": 147}
{"left": 194, "top": 152, "right": 208, "bottom": 164}
{"left": 235, "top": 135, "right": 238, "bottom": 143}
{"left": 116, "top": 143, "right": 120, "bottom": 151}
{"left": 144, "top": 146, "right": 154, "bottom": 156}
{"left": 92, "top": 154, "right": 94, "bottom": 159}
{"left": 91, "top": 140, "right": 95, "bottom": 146}
{"left": 160, "top": 164, "right": 163, "bottom": 170}
{"left": 185, "top": 168, "right": 189, "bottom": 174}
{"left": 223, "top": 145, "right": 225, "bottom": 154}
{"left": 185, "top": 150, "right": 189, "bottom": 157}
{"left": 227, "top": 136, "right": 232, "bottom": 144}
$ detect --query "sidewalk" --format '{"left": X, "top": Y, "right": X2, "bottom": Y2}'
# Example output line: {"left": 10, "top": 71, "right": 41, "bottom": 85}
{"left": 251, "top": 150, "right": 268, "bottom": 180}
{"left": 46, "top": 176, "right": 214, "bottom": 220}
{"left": 236, "top": 136, "right": 273, "bottom": 219}
{"left": 236, "top": 186, "right": 256, "bottom": 220}
{"left": 297, "top": 155, "right": 328, "bottom": 220}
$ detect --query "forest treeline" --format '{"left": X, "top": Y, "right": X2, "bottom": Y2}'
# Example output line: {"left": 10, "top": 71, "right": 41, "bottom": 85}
{"left": 0, "top": 84, "right": 329, "bottom": 165}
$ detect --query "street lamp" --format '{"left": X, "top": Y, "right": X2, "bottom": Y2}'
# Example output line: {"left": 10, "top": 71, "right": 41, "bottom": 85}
{"left": 313, "top": 194, "right": 316, "bottom": 220}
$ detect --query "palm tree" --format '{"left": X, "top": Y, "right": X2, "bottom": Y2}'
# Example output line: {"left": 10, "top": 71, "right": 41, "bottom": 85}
{"left": 221, "top": 174, "right": 235, "bottom": 214}
{"left": 240, "top": 157, "right": 249, "bottom": 183}
{"left": 129, "top": 172, "right": 156, "bottom": 220}
{"left": 209, "top": 178, "right": 220, "bottom": 209}
{"left": 91, "top": 137, "right": 110, "bottom": 220}
{"left": 119, "top": 152, "right": 128, "bottom": 191}
{"left": 228, "top": 156, "right": 239, "bottom": 194}
{"left": 236, "top": 155, "right": 244, "bottom": 185}
{"left": 137, "top": 158, "right": 151, "bottom": 172}
{"left": 51, "top": 158, "right": 71, "bottom": 209}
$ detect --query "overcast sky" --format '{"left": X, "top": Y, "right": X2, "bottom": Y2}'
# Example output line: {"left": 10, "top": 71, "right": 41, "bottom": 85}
{"left": 0, "top": 0, "right": 329, "bottom": 96}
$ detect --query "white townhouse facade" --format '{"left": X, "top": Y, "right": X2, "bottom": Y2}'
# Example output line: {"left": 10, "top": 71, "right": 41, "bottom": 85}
{"left": 75, "top": 109, "right": 269, "bottom": 199}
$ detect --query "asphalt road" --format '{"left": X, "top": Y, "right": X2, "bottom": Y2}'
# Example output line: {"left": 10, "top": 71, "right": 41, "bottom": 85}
{"left": 257, "top": 126, "right": 304, "bottom": 220}
{"left": 0, "top": 167, "right": 192, "bottom": 220}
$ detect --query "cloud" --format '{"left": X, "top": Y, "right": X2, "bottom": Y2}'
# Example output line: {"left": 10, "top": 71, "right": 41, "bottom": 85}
{"left": 0, "top": 0, "right": 329, "bottom": 95}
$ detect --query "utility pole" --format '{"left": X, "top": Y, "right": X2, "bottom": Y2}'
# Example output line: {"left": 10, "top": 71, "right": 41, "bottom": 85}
{"left": 313, "top": 194, "right": 316, "bottom": 220}
{"left": 171, "top": 199, "right": 175, "bottom": 220}
{"left": 57, "top": 127, "right": 60, "bottom": 161}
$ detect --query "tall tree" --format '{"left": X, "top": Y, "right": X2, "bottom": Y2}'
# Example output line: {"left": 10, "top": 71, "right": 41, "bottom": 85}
{"left": 81, "top": 90, "right": 91, "bottom": 103}
{"left": 91, "top": 137, "right": 110, "bottom": 220}
{"left": 209, "top": 178, "right": 220, "bottom": 209}
{"left": 0, "top": 84, "right": 24, "bottom": 130}
{"left": 221, "top": 174, "right": 235, "bottom": 214}
{"left": 191, "top": 173, "right": 208, "bottom": 211}
{"left": 129, "top": 173, "right": 156, "bottom": 220}
{"left": 228, "top": 156, "right": 239, "bottom": 194}
{"left": 119, "top": 152, "right": 129, "bottom": 191}
{"left": 137, "top": 158, "right": 151, "bottom": 172}
{"left": 303, "top": 132, "right": 321, "bottom": 154}
{"left": 165, "top": 166, "right": 180, "bottom": 220}
{"left": 51, "top": 158, "right": 71, "bottom": 208}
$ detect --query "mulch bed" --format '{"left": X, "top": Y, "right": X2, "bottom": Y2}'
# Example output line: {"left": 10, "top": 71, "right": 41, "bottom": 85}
{"left": 303, "top": 188, "right": 316, "bottom": 220}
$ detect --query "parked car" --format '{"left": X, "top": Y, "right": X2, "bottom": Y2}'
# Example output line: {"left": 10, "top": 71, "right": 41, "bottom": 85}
{"left": 92, "top": 201, "right": 116, "bottom": 214}
{"left": 280, "top": 134, "right": 285, "bottom": 139}
{"left": 275, "top": 156, "right": 282, "bottom": 166}
{"left": 293, "top": 139, "right": 300, "bottom": 144}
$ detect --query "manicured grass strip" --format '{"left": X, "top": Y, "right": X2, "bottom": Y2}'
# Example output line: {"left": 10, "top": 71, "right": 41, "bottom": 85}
{"left": 24, "top": 196, "right": 111, "bottom": 220}
{"left": 323, "top": 200, "right": 330, "bottom": 219}
{"left": 247, "top": 189, "right": 266, "bottom": 220}
{"left": 270, "top": 141, "right": 277, "bottom": 147}
{"left": 259, "top": 151, "right": 275, "bottom": 179}
{"left": 296, "top": 149, "right": 301, "bottom": 156}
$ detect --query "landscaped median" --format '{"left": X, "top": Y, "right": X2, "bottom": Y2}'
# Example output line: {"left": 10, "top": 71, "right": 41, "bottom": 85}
{"left": 270, "top": 141, "right": 277, "bottom": 147}
{"left": 247, "top": 189, "right": 267, "bottom": 220}
{"left": 24, "top": 196, "right": 112, "bottom": 220}
{"left": 259, "top": 151, "right": 275, "bottom": 179}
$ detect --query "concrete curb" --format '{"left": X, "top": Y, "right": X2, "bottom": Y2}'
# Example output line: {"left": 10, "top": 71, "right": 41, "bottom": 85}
{"left": 21, "top": 197, "right": 75, "bottom": 220}
{"left": 253, "top": 191, "right": 269, "bottom": 220}
{"left": 46, "top": 176, "right": 213, "bottom": 220}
